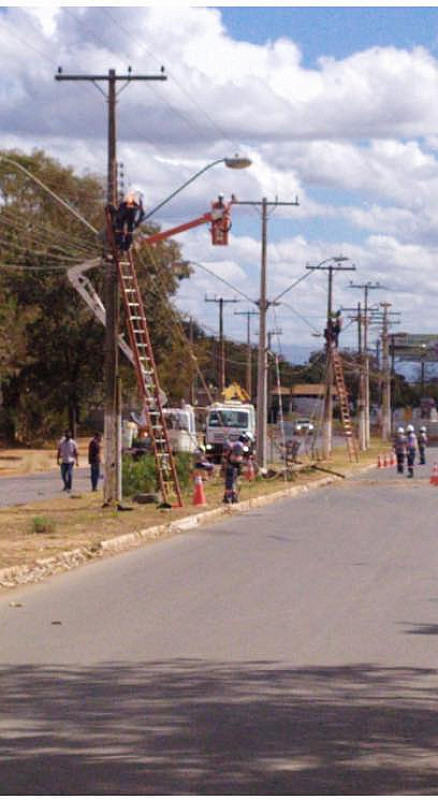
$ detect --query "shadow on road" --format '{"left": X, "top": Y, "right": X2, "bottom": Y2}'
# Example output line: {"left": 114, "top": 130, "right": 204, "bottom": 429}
{"left": 1, "top": 660, "right": 437, "bottom": 795}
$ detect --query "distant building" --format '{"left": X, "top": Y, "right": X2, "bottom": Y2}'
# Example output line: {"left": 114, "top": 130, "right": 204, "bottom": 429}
{"left": 270, "top": 384, "right": 338, "bottom": 418}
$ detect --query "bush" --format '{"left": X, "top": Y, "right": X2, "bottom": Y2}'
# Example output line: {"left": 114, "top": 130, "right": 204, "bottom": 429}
{"left": 30, "top": 516, "right": 56, "bottom": 534}
{"left": 122, "top": 452, "right": 193, "bottom": 498}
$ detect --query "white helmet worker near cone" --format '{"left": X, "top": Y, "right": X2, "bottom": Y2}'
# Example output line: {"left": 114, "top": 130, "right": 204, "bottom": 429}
{"left": 393, "top": 426, "right": 406, "bottom": 475}
{"left": 418, "top": 425, "right": 428, "bottom": 466}
{"left": 405, "top": 424, "right": 418, "bottom": 478}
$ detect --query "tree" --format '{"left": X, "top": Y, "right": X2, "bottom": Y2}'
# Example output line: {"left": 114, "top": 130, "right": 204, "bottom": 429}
{"left": 0, "top": 149, "right": 190, "bottom": 442}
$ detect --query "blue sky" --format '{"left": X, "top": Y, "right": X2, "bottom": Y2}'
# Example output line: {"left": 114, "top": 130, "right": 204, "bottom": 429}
{"left": 220, "top": 6, "right": 438, "bottom": 64}
{"left": 2, "top": 5, "right": 438, "bottom": 365}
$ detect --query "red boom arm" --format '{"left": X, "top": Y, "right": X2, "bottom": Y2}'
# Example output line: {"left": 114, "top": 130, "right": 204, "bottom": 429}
{"left": 138, "top": 199, "right": 233, "bottom": 247}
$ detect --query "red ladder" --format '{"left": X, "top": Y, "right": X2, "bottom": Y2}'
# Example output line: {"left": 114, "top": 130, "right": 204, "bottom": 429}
{"left": 330, "top": 344, "right": 359, "bottom": 462}
{"left": 105, "top": 213, "right": 183, "bottom": 507}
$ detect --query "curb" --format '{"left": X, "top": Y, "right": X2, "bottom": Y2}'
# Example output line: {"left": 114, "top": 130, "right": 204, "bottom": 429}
{"left": 0, "top": 465, "right": 375, "bottom": 591}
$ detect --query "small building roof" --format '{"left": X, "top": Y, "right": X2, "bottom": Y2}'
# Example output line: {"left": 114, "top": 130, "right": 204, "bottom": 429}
{"left": 271, "top": 383, "right": 337, "bottom": 397}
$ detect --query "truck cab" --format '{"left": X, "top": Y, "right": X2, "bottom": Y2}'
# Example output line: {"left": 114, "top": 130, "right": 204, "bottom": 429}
{"left": 163, "top": 405, "right": 197, "bottom": 453}
{"left": 205, "top": 402, "right": 256, "bottom": 462}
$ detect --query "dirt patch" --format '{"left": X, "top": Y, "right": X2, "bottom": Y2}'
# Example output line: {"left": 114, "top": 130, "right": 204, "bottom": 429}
{"left": 0, "top": 439, "right": 90, "bottom": 477}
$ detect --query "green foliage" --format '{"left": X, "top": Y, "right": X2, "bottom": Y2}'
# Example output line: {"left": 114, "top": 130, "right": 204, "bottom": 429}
{"left": 122, "top": 451, "right": 193, "bottom": 498}
{"left": 30, "top": 515, "right": 56, "bottom": 534}
{"left": 122, "top": 454, "right": 159, "bottom": 497}
{"left": 0, "top": 149, "right": 188, "bottom": 442}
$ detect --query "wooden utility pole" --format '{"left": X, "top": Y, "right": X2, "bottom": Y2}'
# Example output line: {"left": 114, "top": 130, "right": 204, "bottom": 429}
{"left": 204, "top": 295, "right": 239, "bottom": 393}
{"left": 307, "top": 258, "right": 356, "bottom": 458}
{"left": 55, "top": 67, "right": 166, "bottom": 506}
{"left": 234, "top": 309, "right": 258, "bottom": 399}
{"left": 343, "top": 302, "right": 366, "bottom": 450}
{"left": 380, "top": 302, "right": 392, "bottom": 440}
{"left": 231, "top": 196, "right": 299, "bottom": 469}
{"left": 349, "top": 281, "right": 381, "bottom": 448}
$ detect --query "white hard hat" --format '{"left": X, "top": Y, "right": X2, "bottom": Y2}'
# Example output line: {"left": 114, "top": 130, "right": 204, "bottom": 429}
{"left": 397, "top": 427, "right": 404, "bottom": 434}
{"left": 124, "top": 187, "right": 143, "bottom": 204}
{"left": 420, "top": 425, "right": 427, "bottom": 432}
{"left": 406, "top": 424, "right": 414, "bottom": 432}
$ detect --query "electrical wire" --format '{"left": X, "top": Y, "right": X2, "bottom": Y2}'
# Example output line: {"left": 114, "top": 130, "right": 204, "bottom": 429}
{"left": 100, "top": 8, "right": 239, "bottom": 151}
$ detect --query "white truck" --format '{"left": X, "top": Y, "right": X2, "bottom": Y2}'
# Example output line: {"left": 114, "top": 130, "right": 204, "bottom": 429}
{"left": 204, "top": 401, "right": 256, "bottom": 462}
{"left": 163, "top": 404, "right": 198, "bottom": 454}
{"left": 127, "top": 403, "right": 198, "bottom": 455}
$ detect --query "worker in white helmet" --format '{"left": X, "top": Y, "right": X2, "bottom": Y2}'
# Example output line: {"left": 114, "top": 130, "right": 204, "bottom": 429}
{"left": 405, "top": 424, "right": 418, "bottom": 478}
{"left": 393, "top": 426, "right": 406, "bottom": 475}
{"left": 418, "top": 425, "right": 428, "bottom": 465}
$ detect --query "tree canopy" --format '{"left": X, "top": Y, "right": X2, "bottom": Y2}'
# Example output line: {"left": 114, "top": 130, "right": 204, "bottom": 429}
{"left": 0, "top": 149, "right": 192, "bottom": 442}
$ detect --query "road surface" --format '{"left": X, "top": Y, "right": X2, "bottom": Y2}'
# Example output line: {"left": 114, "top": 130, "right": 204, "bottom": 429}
{"left": 0, "top": 456, "right": 437, "bottom": 794}
{"left": 0, "top": 466, "right": 92, "bottom": 506}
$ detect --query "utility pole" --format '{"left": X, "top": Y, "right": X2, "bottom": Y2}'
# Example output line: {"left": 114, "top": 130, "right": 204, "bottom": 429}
{"left": 205, "top": 295, "right": 239, "bottom": 393}
{"left": 231, "top": 196, "right": 299, "bottom": 469}
{"left": 234, "top": 309, "right": 258, "bottom": 399}
{"left": 307, "top": 257, "right": 356, "bottom": 458}
{"left": 342, "top": 302, "right": 366, "bottom": 450}
{"left": 55, "top": 67, "right": 166, "bottom": 506}
{"left": 380, "top": 302, "right": 392, "bottom": 440}
{"left": 349, "top": 281, "right": 381, "bottom": 448}
{"left": 267, "top": 328, "right": 282, "bottom": 423}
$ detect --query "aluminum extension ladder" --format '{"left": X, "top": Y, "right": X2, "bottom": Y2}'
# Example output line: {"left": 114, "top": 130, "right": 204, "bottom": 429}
{"left": 105, "top": 211, "right": 183, "bottom": 507}
{"left": 330, "top": 343, "right": 359, "bottom": 462}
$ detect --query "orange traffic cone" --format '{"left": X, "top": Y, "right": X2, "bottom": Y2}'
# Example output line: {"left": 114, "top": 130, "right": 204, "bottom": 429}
{"left": 430, "top": 464, "right": 438, "bottom": 486}
{"left": 245, "top": 457, "right": 256, "bottom": 481}
{"left": 192, "top": 474, "right": 207, "bottom": 506}
{"left": 390, "top": 452, "right": 396, "bottom": 467}
{"left": 377, "top": 454, "right": 383, "bottom": 468}
{"left": 383, "top": 454, "right": 389, "bottom": 468}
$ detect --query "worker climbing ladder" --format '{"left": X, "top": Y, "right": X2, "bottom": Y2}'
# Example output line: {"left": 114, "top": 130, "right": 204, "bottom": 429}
{"left": 105, "top": 209, "right": 183, "bottom": 508}
{"left": 329, "top": 343, "right": 359, "bottom": 462}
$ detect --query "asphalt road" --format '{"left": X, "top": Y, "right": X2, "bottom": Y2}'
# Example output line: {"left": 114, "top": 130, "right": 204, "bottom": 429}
{"left": 0, "top": 466, "right": 93, "bottom": 506}
{"left": 1, "top": 455, "right": 437, "bottom": 794}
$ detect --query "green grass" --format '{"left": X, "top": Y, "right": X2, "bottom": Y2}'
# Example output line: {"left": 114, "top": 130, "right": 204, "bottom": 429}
{"left": 30, "top": 515, "right": 57, "bottom": 534}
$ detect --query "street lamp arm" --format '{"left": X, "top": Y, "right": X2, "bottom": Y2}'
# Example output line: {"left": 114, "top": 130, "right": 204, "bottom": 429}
{"left": 143, "top": 159, "right": 225, "bottom": 221}
{"left": 143, "top": 155, "right": 252, "bottom": 221}
{"left": 271, "top": 269, "right": 314, "bottom": 304}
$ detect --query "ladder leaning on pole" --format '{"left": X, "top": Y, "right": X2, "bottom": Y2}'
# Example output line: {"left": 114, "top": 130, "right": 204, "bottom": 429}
{"left": 105, "top": 210, "right": 183, "bottom": 508}
{"left": 330, "top": 343, "right": 359, "bottom": 462}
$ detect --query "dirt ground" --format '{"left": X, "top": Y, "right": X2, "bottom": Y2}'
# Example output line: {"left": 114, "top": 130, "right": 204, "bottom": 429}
{"left": 0, "top": 440, "right": 381, "bottom": 576}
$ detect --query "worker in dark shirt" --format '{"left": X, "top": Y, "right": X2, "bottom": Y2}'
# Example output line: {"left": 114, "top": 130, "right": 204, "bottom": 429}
{"left": 111, "top": 189, "right": 145, "bottom": 251}
{"left": 88, "top": 432, "right": 102, "bottom": 492}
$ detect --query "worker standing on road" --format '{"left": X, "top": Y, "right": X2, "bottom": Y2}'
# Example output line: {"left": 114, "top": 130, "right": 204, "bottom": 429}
{"left": 57, "top": 430, "right": 79, "bottom": 492}
{"left": 393, "top": 427, "right": 406, "bottom": 475}
{"left": 405, "top": 424, "right": 418, "bottom": 479}
{"left": 418, "top": 425, "right": 428, "bottom": 465}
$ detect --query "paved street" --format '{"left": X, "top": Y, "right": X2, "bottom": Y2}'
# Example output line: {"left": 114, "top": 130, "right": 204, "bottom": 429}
{"left": 0, "top": 466, "right": 93, "bottom": 506}
{"left": 0, "top": 456, "right": 437, "bottom": 794}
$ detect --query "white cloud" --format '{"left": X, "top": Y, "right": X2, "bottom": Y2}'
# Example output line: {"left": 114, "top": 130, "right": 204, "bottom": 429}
{"left": 2, "top": 6, "right": 438, "bottom": 351}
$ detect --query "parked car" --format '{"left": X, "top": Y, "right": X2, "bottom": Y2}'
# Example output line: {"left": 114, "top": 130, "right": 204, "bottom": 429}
{"left": 293, "top": 418, "right": 314, "bottom": 434}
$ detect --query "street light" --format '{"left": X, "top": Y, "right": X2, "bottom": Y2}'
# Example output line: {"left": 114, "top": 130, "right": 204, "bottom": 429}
{"left": 143, "top": 155, "right": 252, "bottom": 220}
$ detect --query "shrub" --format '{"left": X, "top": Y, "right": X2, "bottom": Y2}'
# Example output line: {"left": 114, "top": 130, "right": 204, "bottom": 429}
{"left": 122, "top": 451, "right": 193, "bottom": 498}
{"left": 30, "top": 516, "right": 56, "bottom": 534}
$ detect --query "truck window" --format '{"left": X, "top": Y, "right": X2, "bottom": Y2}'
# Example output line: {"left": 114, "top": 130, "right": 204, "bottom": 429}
{"left": 207, "top": 410, "right": 249, "bottom": 428}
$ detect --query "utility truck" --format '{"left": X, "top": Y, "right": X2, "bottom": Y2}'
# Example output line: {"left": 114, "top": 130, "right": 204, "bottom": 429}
{"left": 204, "top": 401, "right": 256, "bottom": 462}
{"left": 162, "top": 404, "right": 197, "bottom": 453}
